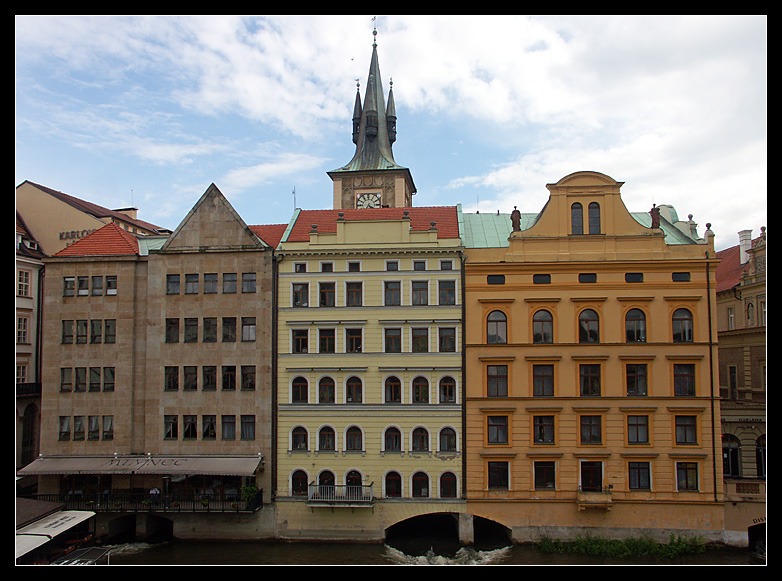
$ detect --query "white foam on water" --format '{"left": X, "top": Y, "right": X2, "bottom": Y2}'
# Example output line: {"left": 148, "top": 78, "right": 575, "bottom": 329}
{"left": 384, "top": 544, "right": 512, "bottom": 565}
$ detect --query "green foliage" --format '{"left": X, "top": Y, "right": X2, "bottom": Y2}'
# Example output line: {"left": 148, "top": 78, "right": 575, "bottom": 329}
{"left": 536, "top": 533, "right": 706, "bottom": 560}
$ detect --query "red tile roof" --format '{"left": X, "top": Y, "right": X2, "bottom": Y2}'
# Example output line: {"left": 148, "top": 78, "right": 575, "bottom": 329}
{"left": 715, "top": 243, "right": 748, "bottom": 293}
{"left": 249, "top": 224, "right": 288, "bottom": 248}
{"left": 54, "top": 222, "right": 140, "bottom": 257}
{"left": 284, "top": 207, "right": 460, "bottom": 242}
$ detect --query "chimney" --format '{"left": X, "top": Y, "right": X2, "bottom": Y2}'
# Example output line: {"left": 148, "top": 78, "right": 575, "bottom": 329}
{"left": 738, "top": 230, "right": 752, "bottom": 264}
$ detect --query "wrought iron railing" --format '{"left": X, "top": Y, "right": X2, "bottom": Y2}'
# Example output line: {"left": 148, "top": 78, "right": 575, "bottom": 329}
{"left": 27, "top": 491, "right": 262, "bottom": 513}
{"left": 307, "top": 483, "right": 374, "bottom": 505}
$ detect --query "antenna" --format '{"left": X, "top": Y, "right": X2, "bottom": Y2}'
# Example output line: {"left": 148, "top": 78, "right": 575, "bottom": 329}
{"left": 292, "top": 187, "right": 297, "bottom": 210}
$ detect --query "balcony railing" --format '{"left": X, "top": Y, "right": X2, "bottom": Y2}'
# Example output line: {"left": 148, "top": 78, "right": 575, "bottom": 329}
{"left": 27, "top": 491, "right": 262, "bottom": 513}
{"left": 577, "top": 486, "right": 613, "bottom": 511}
{"left": 16, "top": 382, "right": 41, "bottom": 398}
{"left": 307, "top": 483, "right": 374, "bottom": 507}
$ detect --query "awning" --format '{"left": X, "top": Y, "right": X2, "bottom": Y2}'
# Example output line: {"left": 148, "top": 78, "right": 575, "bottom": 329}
{"left": 16, "top": 510, "right": 94, "bottom": 559}
{"left": 17, "top": 455, "right": 263, "bottom": 477}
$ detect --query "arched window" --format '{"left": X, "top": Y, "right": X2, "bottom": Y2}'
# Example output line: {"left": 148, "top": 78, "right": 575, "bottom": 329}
{"left": 578, "top": 309, "right": 600, "bottom": 343}
{"left": 346, "top": 426, "right": 363, "bottom": 451}
{"left": 440, "top": 472, "right": 457, "bottom": 498}
{"left": 722, "top": 434, "right": 741, "bottom": 477}
{"left": 318, "top": 426, "right": 335, "bottom": 451}
{"left": 439, "top": 427, "right": 457, "bottom": 452}
{"left": 385, "top": 376, "right": 401, "bottom": 403}
{"left": 439, "top": 376, "right": 456, "bottom": 403}
{"left": 412, "top": 471, "right": 429, "bottom": 497}
{"left": 412, "top": 376, "right": 429, "bottom": 404}
{"left": 318, "top": 377, "right": 335, "bottom": 403}
{"left": 346, "top": 470, "right": 362, "bottom": 487}
{"left": 317, "top": 470, "right": 335, "bottom": 499}
{"left": 346, "top": 376, "right": 362, "bottom": 403}
{"left": 487, "top": 310, "right": 507, "bottom": 344}
{"left": 571, "top": 203, "right": 583, "bottom": 235}
{"left": 412, "top": 427, "right": 429, "bottom": 451}
{"left": 588, "top": 202, "right": 601, "bottom": 234}
{"left": 291, "top": 426, "right": 308, "bottom": 450}
{"left": 532, "top": 309, "right": 553, "bottom": 344}
{"left": 672, "top": 308, "right": 693, "bottom": 342}
{"left": 291, "top": 376, "right": 308, "bottom": 403}
{"left": 625, "top": 308, "right": 647, "bottom": 342}
{"left": 318, "top": 470, "right": 334, "bottom": 486}
{"left": 384, "top": 427, "right": 401, "bottom": 452}
{"left": 291, "top": 469, "right": 308, "bottom": 496}
{"left": 756, "top": 435, "right": 766, "bottom": 477}
{"left": 385, "top": 471, "right": 402, "bottom": 497}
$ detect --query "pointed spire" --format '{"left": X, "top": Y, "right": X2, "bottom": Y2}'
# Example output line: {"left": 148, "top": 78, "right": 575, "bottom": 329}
{"left": 386, "top": 77, "right": 397, "bottom": 144}
{"left": 352, "top": 80, "right": 362, "bottom": 144}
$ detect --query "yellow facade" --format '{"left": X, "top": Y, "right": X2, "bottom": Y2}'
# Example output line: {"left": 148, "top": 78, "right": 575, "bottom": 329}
{"left": 463, "top": 172, "right": 724, "bottom": 541}
{"left": 274, "top": 208, "right": 465, "bottom": 535}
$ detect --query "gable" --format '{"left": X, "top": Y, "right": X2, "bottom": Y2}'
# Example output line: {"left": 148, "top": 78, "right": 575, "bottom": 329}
{"left": 160, "top": 183, "right": 267, "bottom": 252}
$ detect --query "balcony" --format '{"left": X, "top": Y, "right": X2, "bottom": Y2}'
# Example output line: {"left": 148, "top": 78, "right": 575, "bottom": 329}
{"left": 27, "top": 491, "right": 263, "bottom": 514}
{"left": 577, "top": 486, "right": 613, "bottom": 511}
{"left": 307, "top": 483, "right": 374, "bottom": 508}
{"left": 16, "top": 382, "right": 41, "bottom": 398}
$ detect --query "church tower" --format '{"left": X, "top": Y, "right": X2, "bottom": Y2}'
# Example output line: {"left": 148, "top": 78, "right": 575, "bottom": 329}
{"left": 328, "top": 27, "right": 416, "bottom": 209}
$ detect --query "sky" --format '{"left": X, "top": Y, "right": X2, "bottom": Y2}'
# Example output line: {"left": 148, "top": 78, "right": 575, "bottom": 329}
{"left": 15, "top": 15, "right": 767, "bottom": 251}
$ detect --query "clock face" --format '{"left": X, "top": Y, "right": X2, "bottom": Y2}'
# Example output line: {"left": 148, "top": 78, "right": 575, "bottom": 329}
{"left": 357, "top": 193, "right": 381, "bottom": 208}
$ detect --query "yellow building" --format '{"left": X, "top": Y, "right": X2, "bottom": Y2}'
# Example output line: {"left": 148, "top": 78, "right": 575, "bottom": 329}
{"left": 273, "top": 207, "right": 466, "bottom": 540}
{"left": 462, "top": 171, "right": 725, "bottom": 543}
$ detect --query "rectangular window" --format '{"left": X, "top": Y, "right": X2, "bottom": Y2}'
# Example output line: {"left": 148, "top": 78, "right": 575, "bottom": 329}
{"left": 292, "top": 283, "right": 309, "bottom": 307}
{"left": 203, "top": 366, "right": 217, "bottom": 391}
{"left": 60, "top": 368, "right": 72, "bottom": 392}
{"left": 89, "top": 367, "right": 101, "bottom": 391}
{"left": 438, "top": 280, "right": 456, "bottom": 305}
{"left": 165, "top": 318, "right": 179, "bottom": 343}
{"left": 674, "top": 363, "right": 696, "bottom": 396}
{"left": 63, "top": 276, "right": 75, "bottom": 296}
{"left": 675, "top": 415, "right": 698, "bottom": 445}
{"left": 319, "top": 282, "right": 335, "bottom": 307}
{"left": 221, "top": 415, "right": 236, "bottom": 440}
{"left": 580, "top": 415, "right": 602, "bottom": 444}
{"left": 164, "top": 415, "right": 178, "bottom": 440}
{"left": 62, "top": 320, "right": 74, "bottom": 344}
{"left": 292, "top": 329, "right": 308, "bottom": 353}
{"left": 241, "top": 317, "right": 256, "bottom": 342}
{"left": 59, "top": 417, "right": 71, "bottom": 441}
{"left": 222, "top": 366, "right": 236, "bottom": 390}
{"left": 533, "top": 416, "right": 555, "bottom": 444}
{"left": 629, "top": 462, "right": 651, "bottom": 490}
{"left": 166, "top": 274, "right": 180, "bottom": 294}
{"left": 626, "top": 363, "right": 648, "bottom": 396}
{"left": 534, "top": 461, "right": 556, "bottom": 490}
{"left": 488, "top": 461, "right": 509, "bottom": 490}
{"left": 203, "top": 317, "right": 217, "bottom": 342}
{"left": 241, "top": 365, "right": 256, "bottom": 390}
{"left": 204, "top": 273, "right": 218, "bottom": 294}
{"left": 487, "top": 365, "right": 508, "bottom": 397}
{"left": 676, "top": 461, "right": 699, "bottom": 491}
{"left": 103, "top": 367, "right": 115, "bottom": 392}
{"left": 346, "top": 282, "right": 362, "bottom": 307}
{"left": 102, "top": 415, "right": 114, "bottom": 440}
{"left": 412, "top": 280, "right": 428, "bottom": 305}
{"left": 164, "top": 366, "right": 178, "bottom": 391}
{"left": 222, "top": 317, "right": 236, "bottom": 342}
{"left": 223, "top": 273, "right": 237, "bottom": 293}
{"left": 384, "top": 281, "right": 401, "bottom": 306}
{"left": 439, "top": 327, "right": 456, "bottom": 352}
{"left": 346, "top": 328, "right": 362, "bottom": 353}
{"left": 74, "top": 368, "right": 86, "bottom": 392}
{"left": 579, "top": 364, "right": 601, "bottom": 396}
{"left": 385, "top": 328, "right": 401, "bottom": 353}
{"left": 77, "top": 276, "right": 89, "bottom": 296}
{"left": 202, "top": 415, "right": 216, "bottom": 440}
{"left": 183, "top": 366, "right": 197, "bottom": 391}
{"left": 627, "top": 415, "right": 649, "bottom": 444}
{"left": 183, "top": 415, "right": 197, "bottom": 439}
{"left": 488, "top": 416, "right": 508, "bottom": 444}
{"left": 104, "top": 319, "right": 116, "bottom": 343}
{"left": 185, "top": 274, "right": 199, "bottom": 294}
{"left": 240, "top": 415, "right": 255, "bottom": 440}
{"left": 411, "top": 328, "right": 428, "bottom": 353}
{"left": 91, "top": 276, "right": 103, "bottom": 296}
{"left": 242, "top": 272, "right": 256, "bottom": 293}
{"left": 319, "top": 329, "right": 335, "bottom": 353}
{"left": 88, "top": 416, "right": 100, "bottom": 440}
{"left": 106, "top": 275, "right": 117, "bottom": 295}
{"left": 73, "top": 416, "right": 85, "bottom": 440}
{"left": 533, "top": 364, "right": 554, "bottom": 396}
{"left": 76, "top": 320, "right": 88, "bottom": 344}
{"left": 184, "top": 318, "right": 198, "bottom": 342}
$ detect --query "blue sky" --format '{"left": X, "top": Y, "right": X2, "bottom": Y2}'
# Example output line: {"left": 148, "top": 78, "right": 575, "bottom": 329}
{"left": 15, "top": 15, "right": 766, "bottom": 250}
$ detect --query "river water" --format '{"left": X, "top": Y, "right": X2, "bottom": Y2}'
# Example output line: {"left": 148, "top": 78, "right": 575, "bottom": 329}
{"left": 106, "top": 539, "right": 761, "bottom": 566}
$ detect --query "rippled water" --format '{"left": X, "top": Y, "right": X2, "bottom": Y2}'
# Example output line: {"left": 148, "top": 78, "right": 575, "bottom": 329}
{"left": 105, "top": 539, "right": 760, "bottom": 566}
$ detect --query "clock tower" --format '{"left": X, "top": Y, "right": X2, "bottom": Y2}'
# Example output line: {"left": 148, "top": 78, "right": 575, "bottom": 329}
{"left": 328, "top": 27, "right": 416, "bottom": 210}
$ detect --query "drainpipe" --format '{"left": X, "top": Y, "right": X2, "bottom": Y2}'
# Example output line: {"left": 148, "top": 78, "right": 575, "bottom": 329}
{"left": 706, "top": 251, "right": 718, "bottom": 503}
